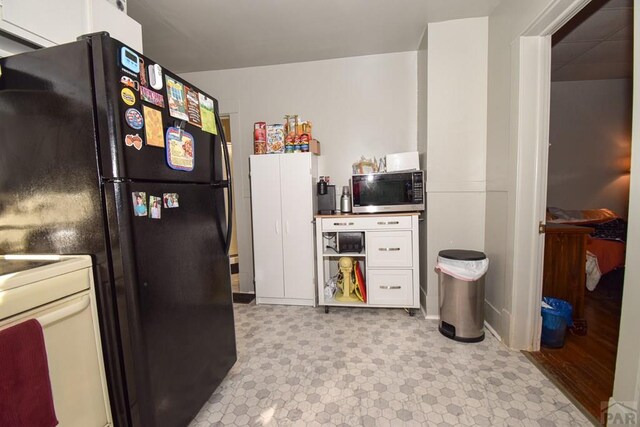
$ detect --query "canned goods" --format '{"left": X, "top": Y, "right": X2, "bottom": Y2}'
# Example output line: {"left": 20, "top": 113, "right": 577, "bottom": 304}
{"left": 254, "top": 122, "right": 266, "bottom": 155}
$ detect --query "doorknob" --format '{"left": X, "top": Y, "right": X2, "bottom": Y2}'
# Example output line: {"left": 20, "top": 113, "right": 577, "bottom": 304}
{"left": 539, "top": 221, "right": 546, "bottom": 234}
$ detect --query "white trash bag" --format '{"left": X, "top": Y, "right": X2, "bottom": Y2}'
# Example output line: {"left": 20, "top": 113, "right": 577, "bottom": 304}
{"left": 435, "top": 256, "right": 489, "bottom": 281}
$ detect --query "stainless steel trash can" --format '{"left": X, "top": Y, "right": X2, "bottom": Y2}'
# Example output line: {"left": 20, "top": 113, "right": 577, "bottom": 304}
{"left": 437, "top": 249, "right": 487, "bottom": 342}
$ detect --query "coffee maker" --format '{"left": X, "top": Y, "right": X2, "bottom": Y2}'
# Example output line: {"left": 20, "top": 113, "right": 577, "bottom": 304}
{"left": 317, "top": 177, "right": 336, "bottom": 215}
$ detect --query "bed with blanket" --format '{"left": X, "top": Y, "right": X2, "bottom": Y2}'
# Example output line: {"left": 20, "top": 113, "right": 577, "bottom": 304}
{"left": 543, "top": 207, "right": 626, "bottom": 333}
{"left": 547, "top": 207, "right": 627, "bottom": 290}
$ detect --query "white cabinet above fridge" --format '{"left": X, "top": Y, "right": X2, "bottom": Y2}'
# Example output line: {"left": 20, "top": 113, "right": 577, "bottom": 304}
{"left": 0, "top": 0, "right": 142, "bottom": 52}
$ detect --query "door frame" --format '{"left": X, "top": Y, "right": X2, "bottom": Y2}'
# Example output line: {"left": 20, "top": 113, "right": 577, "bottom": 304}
{"left": 509, "top": 0, "right": 591, "bottom": 351}
{"left": 514, "top": 0, "right": 639, "bottom": 417}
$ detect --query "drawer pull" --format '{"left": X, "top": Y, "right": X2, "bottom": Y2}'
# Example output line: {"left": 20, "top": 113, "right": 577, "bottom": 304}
{"left": 38, "top": 296, "right": 90, "bottom": 327}
{"left": 378, "top": 247, "right": 401, "bottom": 252}
{"left": 379, "top": 285, "right": 402, "bottom": 290}
{"left": 333, "top": 222, "right": 354, "bottom": 226}
{"left": 376, "top": 221, "right": 400, "bottom": 225}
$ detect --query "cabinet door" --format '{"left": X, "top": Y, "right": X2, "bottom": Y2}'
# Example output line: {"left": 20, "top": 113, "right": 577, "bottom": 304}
{"left": 250, "top": 155, "right": 285, "bottom": 298}
{"left": 280, "top": 154, "right": 315, "bottom": 301}
{"left": 2, "top": 0, "right": 85, "bottom": 46}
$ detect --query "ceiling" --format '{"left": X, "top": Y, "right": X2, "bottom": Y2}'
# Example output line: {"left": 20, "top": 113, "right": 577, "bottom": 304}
{"left": 552, "top": 0, "right": 633, "bottom": 81}
{"left": 128, "top": 0, "right": 500, "bottom": 73}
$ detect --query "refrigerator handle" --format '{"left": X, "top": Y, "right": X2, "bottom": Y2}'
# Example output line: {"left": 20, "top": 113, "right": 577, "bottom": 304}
{"left": 216, "top": 113, "right": 233, "bottom": 255}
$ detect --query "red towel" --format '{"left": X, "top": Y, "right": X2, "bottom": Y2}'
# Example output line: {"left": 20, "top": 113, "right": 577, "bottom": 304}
{"left": 0, "top": 319, "right": 58, "bottom": 427}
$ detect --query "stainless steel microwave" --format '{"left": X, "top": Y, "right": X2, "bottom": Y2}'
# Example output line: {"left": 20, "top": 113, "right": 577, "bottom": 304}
{"left": 351, "top": 170, "right": 425, "bottom": 213}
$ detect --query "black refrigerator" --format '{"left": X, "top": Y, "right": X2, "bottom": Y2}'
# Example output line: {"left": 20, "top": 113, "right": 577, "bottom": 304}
{"left": 0, "top": 33, "right": 237, "bottom": 427}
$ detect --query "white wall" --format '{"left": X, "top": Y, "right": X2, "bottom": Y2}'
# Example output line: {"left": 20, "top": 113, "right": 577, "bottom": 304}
{"left": 547, "top": 79, "right": 632, "bottom": 218}
{"left": 182, "top": 52, "right": 418, "bottom": 292}
{"left": 423, "top": 17, "right": 488, "bottom": 317}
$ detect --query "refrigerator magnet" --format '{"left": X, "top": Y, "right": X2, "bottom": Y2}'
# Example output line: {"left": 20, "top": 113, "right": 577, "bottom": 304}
{"left": 143, "top": 105, "right": 164, "bottom": 147}
{"left": 148, "top": 64, "right": 163, "bottom": 90}
{"left": 132, "top": 192, "right": 147, "bottom": 217}
{"left": 140, "top": 86, "right": 165, "bottom": 108}
{"left": 125, "top": 108, "right": 144, "bottom": 130}
{"left": 125, "top": 134, "right": 143, "bottom": 150}
{"left": 163, "top": 193, "right": 179, "bottom": 208}
{"left": 120, "top": 46, "right": 140, "bottom": 74}
{"left": 185, "top": 86, "right": 202, "bottom": 127}
{"left": 198, "top": 93, "right": 218, "bottom": 135}
{"left": 121, "top": 87, "right": 136, "bottom": 106}
{"left": 149, "top": 195, "right": 162, "bottom": 219}
{"left": 120, "top": 76, "right": 139, "bottom": 91}
{"left": 139, "top": 58, "right": 148, "bottom": 87}
{"left": 165, "top": 76, "right": 188, "bottom": 121}
{"left": 166, "top": 126, "right": 194, "bottom": 171}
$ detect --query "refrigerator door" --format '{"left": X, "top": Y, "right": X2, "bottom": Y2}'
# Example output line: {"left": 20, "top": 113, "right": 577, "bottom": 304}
{"left": 90, "top": 35, "right": 225, "bottom": 184}
{"left": 103, "top": 181, "right": 236, "bottom": 427}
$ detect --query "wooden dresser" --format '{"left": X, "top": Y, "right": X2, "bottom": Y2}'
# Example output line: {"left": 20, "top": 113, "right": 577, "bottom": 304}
{"left": 542, "top": 223, "right": 594, "bottom": 334}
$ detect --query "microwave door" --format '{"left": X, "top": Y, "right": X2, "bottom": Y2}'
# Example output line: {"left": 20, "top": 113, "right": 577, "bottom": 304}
{"left": 352, "top": 172, "right": 424, "bottom": 213}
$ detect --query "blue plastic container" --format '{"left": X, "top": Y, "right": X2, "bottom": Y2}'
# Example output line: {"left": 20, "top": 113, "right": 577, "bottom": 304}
{"left": 541, "top": 297, "right": 573, "bottom": 348}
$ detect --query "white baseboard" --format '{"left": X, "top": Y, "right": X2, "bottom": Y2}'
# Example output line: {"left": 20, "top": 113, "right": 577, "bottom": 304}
{"left": 484, "top": 320, "right": 501, "bottom": 342}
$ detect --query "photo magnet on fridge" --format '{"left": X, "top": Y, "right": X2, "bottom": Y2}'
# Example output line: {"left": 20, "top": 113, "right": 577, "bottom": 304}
{"left": 185, "top": 86, "right": 202, "bottom": 127}
{"left": 132, "top": 192, "right": 147, "bottom": 217}
{"left": 198, "top": 93, "right": 218, "bottom": 135}
{"left": 166, "top": 126, "right": 194, "bottom": 171}
{"left": 143, "top": 105, "right": 164, "bottom": 147}
{"left": 165, "top": 76, "right": 188, "bottom": 121}
{"left": 163, "top": 193, "right": 179, "bottom": 208}
{"left": 149, "top": 195, "right": 162, "bottom": 219}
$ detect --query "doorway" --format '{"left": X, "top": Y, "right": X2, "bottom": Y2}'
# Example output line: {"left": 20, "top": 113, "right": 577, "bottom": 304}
{"left": 220, "top": 115, "right": 240, "bottom": 294}
{"left": 523, "top": 0, "right": 633, "bottom": 423}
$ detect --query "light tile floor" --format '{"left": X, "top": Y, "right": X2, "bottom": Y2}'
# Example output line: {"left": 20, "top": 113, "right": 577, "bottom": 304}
{"left": 190, "top": 304, "right": 590, "bottom": 426}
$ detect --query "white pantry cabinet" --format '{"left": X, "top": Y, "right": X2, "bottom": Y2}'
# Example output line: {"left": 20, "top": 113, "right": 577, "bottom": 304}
{"left": 250, "top": 153, "right": 318, "bottom": 306}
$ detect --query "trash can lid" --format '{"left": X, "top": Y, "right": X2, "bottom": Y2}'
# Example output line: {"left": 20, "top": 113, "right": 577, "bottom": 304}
{"left": 438, "top": 249, "right": 486, "bottom": 261}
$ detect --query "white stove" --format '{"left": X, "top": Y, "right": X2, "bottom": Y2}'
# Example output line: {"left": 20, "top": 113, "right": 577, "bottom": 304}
{"left": 0, "top": 255, "right": 112, "bottom": 427}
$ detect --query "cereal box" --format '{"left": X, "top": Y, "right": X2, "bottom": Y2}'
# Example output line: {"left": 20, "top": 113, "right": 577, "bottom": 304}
{"left": 266, "top": 124, "right": 285, "bottom": 154}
